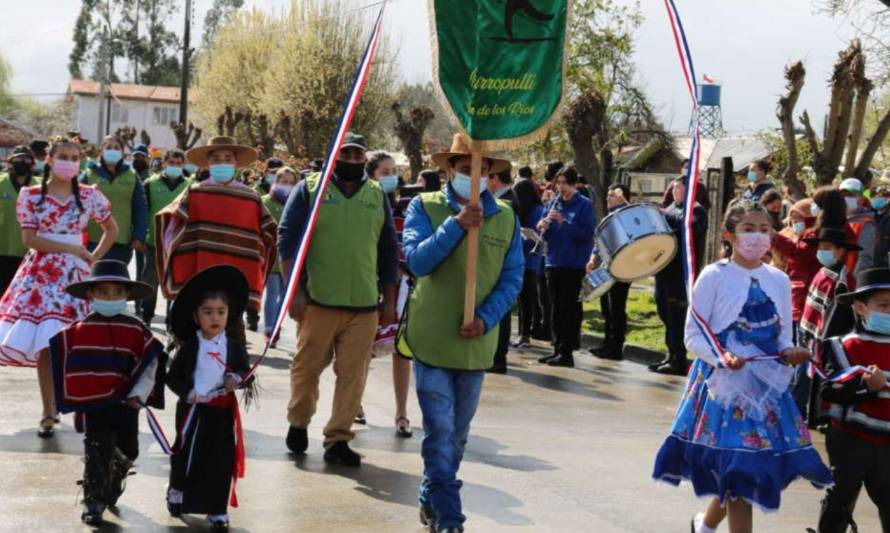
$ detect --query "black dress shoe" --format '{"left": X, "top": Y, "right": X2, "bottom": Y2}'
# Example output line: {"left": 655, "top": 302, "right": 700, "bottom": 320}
{"left": 653, "top": 363, "right": 687, "bottom": 376}
{"left": 647, "top": 358, "right": 671, "bottom": 371}
{"left": 286, "top": 426, "right": 308, "bottom": 454}
{"left": 437, "top": 528, "right": 464, "bottom": 533}
{"left": 323, "top": 441, "right": 361, "bottom": 466}
{"left": 208, "top": 516, "right": 230, "bottom": 531}
{"left": 419, "top": 504, "right": 437, "bottom": 527}
{"left": 81, "top": 502, "right": 105, "bottom": 525}
{"left": 598, "top": 347, "right": 624, "bottom": 361}
{"left": 537, "top": 353, "right": 558, "bottom": 364}
{"left": 547, "top": 356, "right": 575, "bottom": 368}
{"left": 486, "top": 365, "right": 507, "bottom": 374}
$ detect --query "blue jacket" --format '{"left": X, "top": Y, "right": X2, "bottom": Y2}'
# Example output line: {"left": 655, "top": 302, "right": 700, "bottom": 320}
{"left": 80, "top": 159, "right": 149, "bottom": 242}
{"left": 541, "top": 192, "right": 596, "bottom": 270}
{"left": 402, "top": 182, "right": 524, "bottom": 333}
{"left": 522, "top": 204, "right": 546, "bottom": 274}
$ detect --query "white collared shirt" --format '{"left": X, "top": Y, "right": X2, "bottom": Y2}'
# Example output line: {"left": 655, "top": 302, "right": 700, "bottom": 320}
{"left": 194, "top": 331, "right": 227, "bottom": 397}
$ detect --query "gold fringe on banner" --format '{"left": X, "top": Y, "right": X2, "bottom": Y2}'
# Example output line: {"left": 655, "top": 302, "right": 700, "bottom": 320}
{"left": 426, "top": 0, "right": 574, "bottom": 154}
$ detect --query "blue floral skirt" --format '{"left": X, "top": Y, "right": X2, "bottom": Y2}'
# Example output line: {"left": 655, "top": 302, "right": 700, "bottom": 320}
{"left": 652, "top": 359, "right": 833, "bottom": 511}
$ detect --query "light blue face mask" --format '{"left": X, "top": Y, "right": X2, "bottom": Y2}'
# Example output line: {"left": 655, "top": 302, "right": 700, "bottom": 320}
{"left": 379, "top": 175, "right": 399, "bottom": 193}
{"left": 165, "top": 165, "right": 183, "bottom": 179}
{"left": 209, "top": 164, "right": 236, "bottom": 183}
{"left": 184, "top": 163, "right": 199, "bottom": 174}
{"left": 103, "top": 149, "right": 123, "bottom": 165}
{"left": 810, "top": 203, "right": 822, "bottom": 217}
{"left": 792, "top": 221, "right": 806, "bottom": 234}
{"left": 871, "top": 197, "right": 888, "bottom": 211}
{"left": 452, "top": 173, "right": 487, "bottom": 200}
{"left": 92, "top": 299, "right": 127, "bottom": 317}
{"left": 265, "top": 173, "right": 277, "bottom": 185}
{"left": 816, "top": 249, "right": 838, "bottom": 267}
{"left": 747, "top": 170, "right": 758, "bottom": 182}
{"left": 864, "top": 310, "right": 890, "bottom": 335}
{"left": 34, "top": 160, "right": 45, "bottom": 173}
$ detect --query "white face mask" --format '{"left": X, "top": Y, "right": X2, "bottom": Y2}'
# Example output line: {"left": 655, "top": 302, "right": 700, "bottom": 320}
{"left": 845, "top": 196, "right": 859, "bottom": 212}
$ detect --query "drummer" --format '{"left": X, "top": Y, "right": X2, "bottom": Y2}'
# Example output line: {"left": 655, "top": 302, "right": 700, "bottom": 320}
{"left": 588, "top": 184, "right": 632, "bottom": 361}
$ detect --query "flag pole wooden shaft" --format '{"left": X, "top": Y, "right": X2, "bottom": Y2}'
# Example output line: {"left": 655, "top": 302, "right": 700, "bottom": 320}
{"left": 463, "top": 144, "right": 482, "bottom": 327}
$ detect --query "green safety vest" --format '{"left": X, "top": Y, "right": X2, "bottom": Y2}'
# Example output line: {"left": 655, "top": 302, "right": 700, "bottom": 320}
{"left": 144, "top": 174, "right": 189, "bottom": 248}
{"left": 0, "top": 174, "right": 29, "bottom": 257}
{"left": 402, "top": 192, "right": 515, "bottom": 370}
{"left": 305, "top": 174, "right": 385, "bottom": 308}
{"left": 85, "top": 165, "right": 137, "bottom": 245}
{"left": 261, "top": 193, "right": 286, "bottom": 273}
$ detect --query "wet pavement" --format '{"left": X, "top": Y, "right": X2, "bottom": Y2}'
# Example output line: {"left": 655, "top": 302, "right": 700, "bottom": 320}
{"left": 0, "top": 317, "right": 881, "bottom": 532}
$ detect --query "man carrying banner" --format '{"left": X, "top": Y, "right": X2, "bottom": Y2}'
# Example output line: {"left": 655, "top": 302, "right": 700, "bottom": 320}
{"left": 279, "top": 132, "right": 398, "bottom": 466}
{"left": 400, "top": 134, "right": 523, "bottom": 532}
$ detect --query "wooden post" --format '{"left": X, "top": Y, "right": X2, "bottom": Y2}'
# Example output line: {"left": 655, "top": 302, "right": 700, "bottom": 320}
{"left": 463, "top": 144, "right": 483, "bottom": 326}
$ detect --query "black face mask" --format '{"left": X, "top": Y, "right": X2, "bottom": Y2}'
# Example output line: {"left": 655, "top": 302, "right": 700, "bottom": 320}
{"left": 11, "top": 160, "right": 32, "bottom": 177}
{"left": 335, "top": 161, "right": 365, "bottom": 182}
{"left": 133, "top": 159, "right": 148, "bottom": 172}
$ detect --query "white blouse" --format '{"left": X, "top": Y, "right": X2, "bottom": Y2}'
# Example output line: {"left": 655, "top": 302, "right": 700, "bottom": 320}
{"left": 684, "top": 259, "right": 795, "bottom": 366}
{"left": 194, "top": 331, "right": 227, "bottom": 397}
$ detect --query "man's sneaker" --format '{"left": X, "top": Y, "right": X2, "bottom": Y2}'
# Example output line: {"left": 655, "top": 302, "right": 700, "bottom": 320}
{"left": 323, "top": 441, "right": 361, "bottom": 466}
{"left": 81, "top": 502, "right": 105, "bottom": 526}
{"left": 286, "top": 426, "right": 308, "bottom": 454}
{"left": 208, "top": 514, "right": 230, "bottom": 531}
{"left": 419, "top": 504, "right": 437, "bottom": 528}
{"left": 537, "top": 353, "right": 558, "bottom": 364}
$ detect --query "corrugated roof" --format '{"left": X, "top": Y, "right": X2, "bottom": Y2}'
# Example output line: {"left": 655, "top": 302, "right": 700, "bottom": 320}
{"left": 68, "top": 79, "right": 181, "bottom": 103}
{"left": 673, "top": 136, "right": 771, "bottom": 172}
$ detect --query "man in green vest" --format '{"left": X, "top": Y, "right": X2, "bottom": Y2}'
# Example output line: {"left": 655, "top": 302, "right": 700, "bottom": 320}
{"left": 278, "top": 132, "right": 398, "bottom": 466}
{"left": 80, "top": 135, "right": 148, "bottom": 265}
{"left": 0, "top": 145, "right": 37, "bottom": 295}
{"left": 141, "top": 148, "right": 189, "bottom": 325}
{"left": 400, "top": 134, "right": 523, "bottom": 533}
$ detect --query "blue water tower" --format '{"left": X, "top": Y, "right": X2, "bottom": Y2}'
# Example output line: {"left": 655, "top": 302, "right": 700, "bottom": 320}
{"left": 691, "top": 81, "right": 725, "bottom": 138}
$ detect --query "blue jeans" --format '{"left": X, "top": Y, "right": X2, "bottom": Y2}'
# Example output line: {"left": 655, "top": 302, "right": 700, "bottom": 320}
{"left": 415, "top": 358, "right": 485, "bottom": 530}
{"left": 263, "top": 273, "right": 284, "bottom": 335}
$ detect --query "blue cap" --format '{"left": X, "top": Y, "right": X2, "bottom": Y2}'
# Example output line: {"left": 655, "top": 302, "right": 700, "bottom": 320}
{"left": 133, "top": 144, "right": 149, "bottom": 157}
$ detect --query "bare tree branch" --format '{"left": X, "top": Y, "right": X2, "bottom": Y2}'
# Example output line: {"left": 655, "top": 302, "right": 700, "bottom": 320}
{"left": 776, "top": 61, "right": 808, "bottom": 199}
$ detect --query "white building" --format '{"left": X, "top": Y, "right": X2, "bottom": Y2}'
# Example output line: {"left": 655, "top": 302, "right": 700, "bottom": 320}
{"left": 68, "top": 80, "right": 184, "bottom": 149}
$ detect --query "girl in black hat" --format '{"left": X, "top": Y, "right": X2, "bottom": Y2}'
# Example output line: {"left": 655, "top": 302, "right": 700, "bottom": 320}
{"left": 165, "top": 265, "right": 254, "bottom": 532}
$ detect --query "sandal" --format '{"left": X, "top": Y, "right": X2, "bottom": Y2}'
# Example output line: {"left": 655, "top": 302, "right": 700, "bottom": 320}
{"left": 37, "top": 416, "right": 56, "bottom": 439}
{"left": 395, "top": 416, "right": 413, "bottom": 438}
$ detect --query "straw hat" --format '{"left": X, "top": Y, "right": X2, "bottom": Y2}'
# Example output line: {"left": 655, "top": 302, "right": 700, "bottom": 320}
{"left": 432, "top": 134, "right": 511, "bottom": 174}
{"left": 186, "top": 136, "right": 258, "bottom": 168}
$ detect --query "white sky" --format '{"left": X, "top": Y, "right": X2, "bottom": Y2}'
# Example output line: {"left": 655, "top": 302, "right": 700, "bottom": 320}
{"left": 0, "top": 0, "right": 864, "bottom": 135}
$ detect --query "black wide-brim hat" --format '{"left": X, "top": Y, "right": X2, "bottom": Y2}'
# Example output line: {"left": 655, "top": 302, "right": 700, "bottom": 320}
{"left": 802, "top": 227, "right": 862, "bottom": 251}
{"left": 170, "top": 265, "right": 249, "bottom": 342}
{"left": 836, "top": 268, "right": 890, "bottom": 304}
{"left": 67, "top": 260, "right": 153, "bottom": 301}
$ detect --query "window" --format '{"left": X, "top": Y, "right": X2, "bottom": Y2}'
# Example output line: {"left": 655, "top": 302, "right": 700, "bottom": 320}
{"left": 111, "top": 102, "right": 128, "bottom": 123}
{"left": 638, "top": 178, "right": 653, "bottom": 193}
{"left": 153, "top": 106, "right": 177, "bottom": 126}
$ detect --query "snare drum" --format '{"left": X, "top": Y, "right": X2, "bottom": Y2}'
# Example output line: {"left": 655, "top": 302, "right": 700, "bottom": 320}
{"left": 581, "top": 267, "right": 615, "bottom": 301}
{"left": 596, "top": 203, "right": 677, "bottom": 282}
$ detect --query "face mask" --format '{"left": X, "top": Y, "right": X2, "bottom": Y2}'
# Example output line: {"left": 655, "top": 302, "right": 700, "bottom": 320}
{"left": 265, "top": 173, "right": 277, "bottom": 185}
{"left": 816, "top": 249, "right": 838, "bottom": 267}
{"left": 735, "top": 231, "right": 771, "bottom": 262}
{"left": 102, "top": 149, "right": 123, "bottom": 165}
{"left": 452, "top": 173, "right": 488, "bottom": 200}
{"left": 164, "top": 165, "right": 183, "bottom": 179}
{"left": 52, "top": 160, "right": 80, "bottom": 182}
{"left": 91, "top": 299, "right": 127, "bottom": 317}
{"left": 132, "top": 159, "right": 148, "bottom": 172}
{"left": 747, "top": 170, "right": 758, "bottom": 182}
{"left": 209, "top": 164, "right": 236, "bottom": 183}
{"left": 792, "top": 221, "right": 806, "bottom": 234}
{"left": 184, "top": 163, "right": 199, "bottom": 174}
{"left": 871, "top": 197, "right": 888, "bottom": 211}
{"left": 378, "top": 175, "right": 399, "bottom": 193}
{"left": 810, "top": 203, "right": 821, "bottom": 217}
{"left": 845, "top": 196, "right": 859, "bottom": 212}
{"left": 335, "top": 160, "right": 365, "bottom": 182}
{"left": 864, "top": 310, "right": 890, "bottom": 335}
{"left": 34, "top": 160, "right": 45, "bottom": 173}
{"left": 11, "top": 160, "right": 32, "bottom": 176}
{"left": 271, "top": 183, "right": 293, "bottom": 197}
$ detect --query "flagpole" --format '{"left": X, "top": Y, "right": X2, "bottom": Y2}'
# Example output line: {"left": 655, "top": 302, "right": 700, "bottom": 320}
{"left": 463, "top": 143, "right": 482, "bottom": 326}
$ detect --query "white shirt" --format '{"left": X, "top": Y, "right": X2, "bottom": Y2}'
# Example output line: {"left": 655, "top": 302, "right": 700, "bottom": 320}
{"left": 193, "top": 331, "right": 227, "bottom": 397}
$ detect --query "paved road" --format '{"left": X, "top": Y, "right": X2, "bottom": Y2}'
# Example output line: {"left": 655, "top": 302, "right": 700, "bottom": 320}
{"left": 0, "top": 317, "right": 880, "bottom": 532}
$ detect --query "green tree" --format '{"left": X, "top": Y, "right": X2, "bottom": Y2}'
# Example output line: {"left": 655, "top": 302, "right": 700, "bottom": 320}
{"left": 201, "top": 0, "right": 245, "bottom": 50}
{"left": 0, "top": 53, "right": 18, "bottom": 119}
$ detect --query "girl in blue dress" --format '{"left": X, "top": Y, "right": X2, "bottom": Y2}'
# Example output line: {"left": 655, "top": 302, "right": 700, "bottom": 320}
{"left": 653, "top": 201, "right": 833, "bottom": 533}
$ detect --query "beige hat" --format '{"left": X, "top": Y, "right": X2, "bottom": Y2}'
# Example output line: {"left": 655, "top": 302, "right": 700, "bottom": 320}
{"left": 432, "top": 134, "right": 511, "bottom": 174}
{"left": 186, "top": 136, "right": 258, "bottom": 168}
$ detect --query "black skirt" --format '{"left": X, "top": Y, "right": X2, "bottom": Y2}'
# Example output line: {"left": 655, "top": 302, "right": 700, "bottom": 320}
{"left": 169, "top": 401, "right": 235, "bottom": 515}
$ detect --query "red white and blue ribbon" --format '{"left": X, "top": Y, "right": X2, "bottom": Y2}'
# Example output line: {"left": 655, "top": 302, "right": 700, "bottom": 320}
{"left": 662, "top": 0, "right": 703, "bottom": 302}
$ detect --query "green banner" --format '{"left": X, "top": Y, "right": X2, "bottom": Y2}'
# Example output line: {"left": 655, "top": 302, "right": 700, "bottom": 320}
{"left": 429, "top": 0, "right": 572, "bottom": 149}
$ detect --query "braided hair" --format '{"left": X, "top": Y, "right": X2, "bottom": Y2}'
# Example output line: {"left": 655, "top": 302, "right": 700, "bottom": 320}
{"left": 38, "top": 137, "right": 84, "bottom": 212}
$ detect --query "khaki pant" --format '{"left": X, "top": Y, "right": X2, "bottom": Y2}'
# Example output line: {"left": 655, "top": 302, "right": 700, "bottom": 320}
{"left": 287, "top": 305, "right": 377, "bottom": 447}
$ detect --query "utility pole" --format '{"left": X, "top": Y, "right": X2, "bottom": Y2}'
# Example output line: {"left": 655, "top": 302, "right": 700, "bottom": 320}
{"left": 179, "top": 0, "right": 191, "bottom": 125}
{"left": 96, "top": 28, "right": 108, "bottom": 142}
{"left": 133, "top": 0, "right": 141, "bottom": 83}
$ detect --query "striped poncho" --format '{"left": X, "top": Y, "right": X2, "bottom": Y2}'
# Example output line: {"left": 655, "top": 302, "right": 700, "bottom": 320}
{"left": 156, "top": 180, "right": 277, "bottom": 311}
